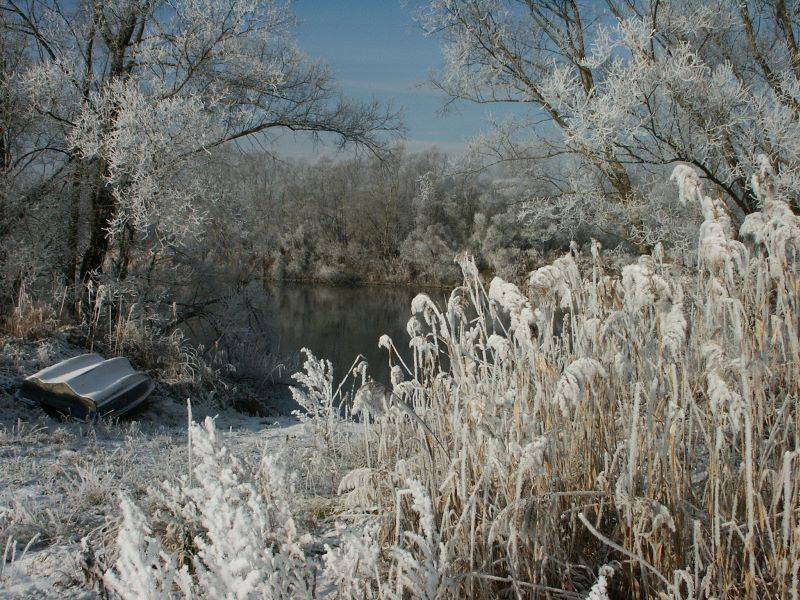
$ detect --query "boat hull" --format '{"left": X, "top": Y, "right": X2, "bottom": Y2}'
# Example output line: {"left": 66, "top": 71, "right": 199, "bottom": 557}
{"left": 17, "top": 354, "right": 155, "bottom": 420}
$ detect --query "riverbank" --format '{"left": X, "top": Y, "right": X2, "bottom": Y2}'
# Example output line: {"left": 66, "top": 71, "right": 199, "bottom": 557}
{"left": 0, "top": 332, "right": 355, "bottom": 598}
{"left": 0, "top": 324, "right": 298, "bottom": 419}
{"left": 263, "top": 263, "right": 464, "bottom": 289}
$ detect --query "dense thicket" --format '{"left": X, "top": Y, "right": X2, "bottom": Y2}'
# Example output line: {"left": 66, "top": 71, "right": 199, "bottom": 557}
{"left": 211, "top": 148, "right": 563, "bottom": 287}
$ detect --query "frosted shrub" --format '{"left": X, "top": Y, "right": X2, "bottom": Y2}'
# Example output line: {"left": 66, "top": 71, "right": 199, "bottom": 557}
{"left": 181, "top": 418, "right": 311, "bottom": 599}
{"left": 107, "top": 416, "right": 312, "bottom": 599}
{"left": 322, "top": 523, "right": 381, "bottom": 599}
{"left": 291, "top": 348, "right": 340, "bottom": 441}
{"left": 104, "top": 496, "right": 178, "bottom": 600}
{"left": 341, "top": 160, "right": 799, "bottom": 597}
{"left": 109, "top": 318, "right": 225, "bottom": 389}
{"left": 585, "top": 565, "right": 616, "bottom": 600}
{"left": 390, "top": 480, "right": 450, "bottom": 600}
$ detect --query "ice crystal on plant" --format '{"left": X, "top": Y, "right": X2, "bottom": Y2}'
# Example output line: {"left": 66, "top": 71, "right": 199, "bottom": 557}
{"left": 183, "top": 417, "right": 311, "bottom": 599}
{"left": 106, "top": 417, "right": 311, "bottom": 600}
{"left": 553, "top": 358, "right": 608, "bottom": 417}
{"left": 353, "top": 380, "right": 391, "bottom": 418}
{"left": 322, "top": 523, "right": 380, "bottom": 599}
{"left": 291, "top": 348, "right": 339, "bottom": 438}
{"left": 586, "top": 564, "right": 616, "bottom": 600}
{"left": 104, "top": 495, "right": 178, "bottom": 600}
{"left": 391, "top": 479, "right": 450, "bottom": 600}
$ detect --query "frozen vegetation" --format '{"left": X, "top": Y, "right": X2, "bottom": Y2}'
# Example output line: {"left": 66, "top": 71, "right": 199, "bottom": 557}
{"left": 0, "top": 335, "right": 360, "bottom": 598}
{"left": 3, "top": 0, "right": 800, "bottom": 597}
{"left": 2, "top": 160, "right": 797, "bottom": 598}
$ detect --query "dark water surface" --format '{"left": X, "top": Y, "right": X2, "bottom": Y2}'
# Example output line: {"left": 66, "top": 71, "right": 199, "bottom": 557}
{"left": 259, "top": 282, "right": 446, "bottom": 385}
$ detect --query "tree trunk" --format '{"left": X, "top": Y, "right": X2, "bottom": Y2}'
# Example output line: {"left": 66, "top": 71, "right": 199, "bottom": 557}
{"left": 65, "top": 163, "right": 84, "bottom": 288}
{"left": 79, "top": 160, "right": 115, "bottom": 287}
{"left": 596, "top": 153, "right": 653, "bottom": 255}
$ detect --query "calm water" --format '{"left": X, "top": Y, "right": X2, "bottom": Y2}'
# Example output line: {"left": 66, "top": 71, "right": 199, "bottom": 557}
{"left": 261, "top": 282, "right": 445, "bottom": 385}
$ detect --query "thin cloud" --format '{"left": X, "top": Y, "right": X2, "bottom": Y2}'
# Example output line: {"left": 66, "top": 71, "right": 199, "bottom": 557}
{"left": 340, "top": 79, "right": 443, "bottom": 98}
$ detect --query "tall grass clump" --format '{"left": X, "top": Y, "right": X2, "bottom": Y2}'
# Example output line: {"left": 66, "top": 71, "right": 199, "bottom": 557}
{"left": 335, "top": 158, "right": 799, "bottom": 597}
{"left": 0, "top": 283, "right": 61, "bottom": 340}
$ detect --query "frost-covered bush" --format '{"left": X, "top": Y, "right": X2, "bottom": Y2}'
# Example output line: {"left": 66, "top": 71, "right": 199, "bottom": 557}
{"left": 106, "top": 416, "right": 313, "bottom": 599}
{"left": 333, "top": 159, "right": 800, "bottom": 597}
{"left": 469, "top": 209, "right": 540, "bottom": 279}
{"left": 109, "top": 317, "right": 226, "bottom": 389}
{"left": 290, "top": 348, "right": 342, "bottom": 442}
{"left": 321, "top": 523, "right": 381, "bottom": 599}
{"left": 400, "top": 223, "right": 460, "bottom": 284}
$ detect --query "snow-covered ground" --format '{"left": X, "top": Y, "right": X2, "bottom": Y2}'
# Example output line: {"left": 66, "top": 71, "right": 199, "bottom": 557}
{"left": 0, "top": 335, "right": 348, "bottom": 598}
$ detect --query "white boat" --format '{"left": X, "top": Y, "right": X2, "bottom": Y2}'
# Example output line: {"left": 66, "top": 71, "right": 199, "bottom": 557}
{"left": 18, "top": 354, "right": 155, "bottom": 420}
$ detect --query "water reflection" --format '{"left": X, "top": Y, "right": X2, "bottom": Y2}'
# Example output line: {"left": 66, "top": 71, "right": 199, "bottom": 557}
{"left": 262, "top": 282, "right": 447, "bottom": 384}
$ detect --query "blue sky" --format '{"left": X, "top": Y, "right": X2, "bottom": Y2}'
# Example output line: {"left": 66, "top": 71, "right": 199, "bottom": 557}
{"left": 272, "top": 0, "right": 522, "bottom": 158}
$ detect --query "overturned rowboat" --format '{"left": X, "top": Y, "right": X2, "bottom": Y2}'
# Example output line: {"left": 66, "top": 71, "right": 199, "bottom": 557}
{"left": 17, "top": 354, "right": 155, "bottom": 420}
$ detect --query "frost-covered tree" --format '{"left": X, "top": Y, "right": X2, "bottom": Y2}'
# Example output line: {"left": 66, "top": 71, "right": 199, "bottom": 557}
{"left": 421, "top": 0, "right": 800, "bottom": 249}
{"left": 3, "top": 0, "right": 400, "bottom": 299}
{"left": 0, "top": 18, "right": 43, "bottom": 308}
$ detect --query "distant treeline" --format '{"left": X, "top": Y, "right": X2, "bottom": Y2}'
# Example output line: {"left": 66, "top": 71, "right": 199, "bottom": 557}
{"left": 226, "top": 148, "right": 553, "bottom": 287}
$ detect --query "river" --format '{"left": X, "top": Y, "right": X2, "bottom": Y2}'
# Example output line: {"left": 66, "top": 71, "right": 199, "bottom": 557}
{"left": 261, "top": 282, "right": 447, "bottom": 385}
{"left": 187, "top": 281, "right": 448, "bottom": 392}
